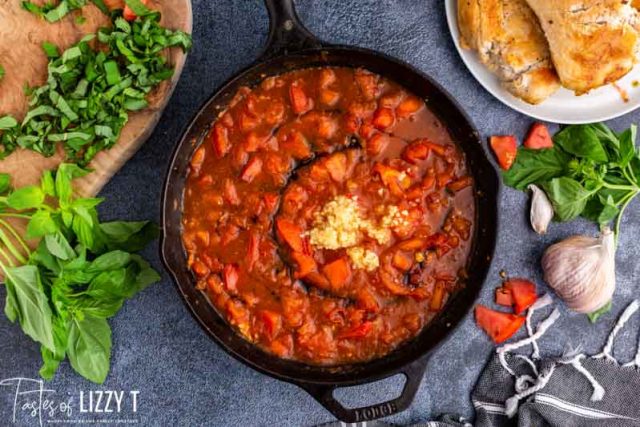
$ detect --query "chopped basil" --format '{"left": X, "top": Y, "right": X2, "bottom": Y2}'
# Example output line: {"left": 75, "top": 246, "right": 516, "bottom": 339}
{"left": 0, "top": 10, "right": 191, "bottom": 165}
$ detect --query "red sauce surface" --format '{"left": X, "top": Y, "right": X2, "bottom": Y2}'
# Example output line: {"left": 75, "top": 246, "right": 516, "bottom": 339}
{"left": 182, "top": 67, "right": 475, "bottom": 365}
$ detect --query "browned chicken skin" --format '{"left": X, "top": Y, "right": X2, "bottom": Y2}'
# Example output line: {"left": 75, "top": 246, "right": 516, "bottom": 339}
{"left": 458, "top": 0, "right": 561, "bottom": 104}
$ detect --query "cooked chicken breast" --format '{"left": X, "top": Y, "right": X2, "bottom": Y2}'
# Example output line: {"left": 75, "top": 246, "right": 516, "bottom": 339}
{"left": 458, "top": 0, "right": 560, "bottom": 104}
{"left": 525, "top": 0, "right": 640, "bottom": 94}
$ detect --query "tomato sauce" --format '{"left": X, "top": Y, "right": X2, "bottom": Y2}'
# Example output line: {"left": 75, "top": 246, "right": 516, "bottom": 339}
{"left": 182, "top": 67, "right": 475, "bottom": 365}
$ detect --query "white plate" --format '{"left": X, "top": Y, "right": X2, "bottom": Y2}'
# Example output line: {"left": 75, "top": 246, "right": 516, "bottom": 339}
{"left": 444, "top": 0, "right": 640, "bottom": 124}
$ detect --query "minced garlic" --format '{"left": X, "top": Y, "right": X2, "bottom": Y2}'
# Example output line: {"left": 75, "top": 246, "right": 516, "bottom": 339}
{"left": 347, "top": 247, "right": 380, "bottom": 271}
{"left": 309, "top": 195, "right": 363, "bottom": 250}
{"left": 307, "top": 195, "right": 411, "bottom": 271}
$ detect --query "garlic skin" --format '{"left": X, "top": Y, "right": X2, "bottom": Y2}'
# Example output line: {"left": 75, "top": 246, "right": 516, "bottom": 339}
{"left": 529, "top": 184, "right": 554, "bottom": 234}
{"left": 541, "top": 228, "right": 615, "bottom": 313}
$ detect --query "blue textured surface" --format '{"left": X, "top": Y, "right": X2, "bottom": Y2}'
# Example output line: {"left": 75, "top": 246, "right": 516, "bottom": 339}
{"left": 2, "top": 1, "right": 640, "bottom": 426}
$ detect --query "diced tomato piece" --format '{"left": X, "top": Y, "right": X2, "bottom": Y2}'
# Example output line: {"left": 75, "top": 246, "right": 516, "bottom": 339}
{"left": 191, "top": 259, "right": 209, "bottom": 278}
{"left": 490, "top": 135, "right": 518, "bottom": 170}
{"left": 244, "top": 132, "right": 268, "bottom": 153}
{"left": 325, "top": 152, "right": 347, "bottom": 182}
{"left": 402, "top": 140, "right": 430, "bottom": 163}
{"left": 319, "top": 68, "right": 337, "bottom": 88}
{"left": 246, "top": 232, "right": 260, "bottom": 271}
{"left": 123, "top": 0, "right": 149, "bottom": 21}
{"left": 223, "top": 264, "right": 239, "bottom": 292}
{"left": 322, "top": 258, "right": 352, "bottom": 289}
{"left": 316, "top": 115, "right": 337, "bottom": 139}
{"left": 504, "top": 278, "right": 538, "bottom": 315}
{"left": 290, "top": 81, "right": 312, "bottom": 114}
{"left": 320, "top": 89, "right": 340, "bottom": 106}
{"left": 338, "top": 321, "right": 373, "bottom": 339}
{"left": 240, "top": 157, "right": 263, "bottom": 182}
{"left": 239, "top": 111, "right": 259, "bottom": 131}
{"left": 359, "top": 120, "right": 376, "bottom": 139}
{"left": 259, "top": 310, "right": 282, "bottom": 339}
{"left": 447, "top": 176, "right": 473, "bottom": 193}
{"left": 372, "top": 107, "right": 396, "bottom": 130}
{"left": 475, "top": 305, "right": 525, "bottom": 344}
{"left": 223, "top": 179, "right": 240, "bottom": 206}
{"left": 211, "top": 123, "right": 230, "bottom": 158}
{"left": 392, "top": 251, "right": 413, "bottom": 271}
{"left": 495, "top": 286, "right": 514, "bottom": 307}
{"left": 190, "top": 146, "right": 206, "bottom": 170}
{"left": 356, "top": 289, "right": 379, "bottom": 312}
{"left": 220, "top": 224, "right": 240, "bottom": 247}
{"left": 344, "top": 113, "right": 360, "bottom": 134}
{"left": 373, "top": 163, "right": 408, "bottom": 196}
{"left": 354, "top": 69, "right": 379, "bottom": 100}
{"left": 280, "top": 131, "right": 311, "bottom": 160}
{"left": 396, "top": 95, "right": 422, "bottom": 118}
{"left": 379, "top": 91, "right": 404, "bottom": 108}
{"left": 270, "top": 334, "right": 293, "bottom": 357}
{"left": 262, "top": 193, "right": 279, "bottom": 215}
{"left": 276, "top": 218, "right": 304, "bottom": 252}
{"left": 429, "top": 281, "right": 446, "bottom": 311}
{"left": 264, "top": 101, "right": 285, "bottom": 126}
{"left": 366, "top": 133, "right": 389, "bottom": 156}
{"left": 304, "top": 272, "right": 332, "bottom": 290}
{"left": 524, "top": 122, "right": 553, "bottom": 149}
{"left": 291, "top": 252, "right": 317, "bottom": 278}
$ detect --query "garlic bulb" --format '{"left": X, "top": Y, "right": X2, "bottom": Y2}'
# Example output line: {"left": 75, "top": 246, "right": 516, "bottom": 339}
{"left": 529, "top": 184, "right": 554, "bottom": 234}
{"left": 541, "top": 228, "right": 615, "bottom": 313}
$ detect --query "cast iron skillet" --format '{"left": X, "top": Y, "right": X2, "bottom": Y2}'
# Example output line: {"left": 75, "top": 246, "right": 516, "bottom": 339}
{"left": 161, "top": 0, "right": 499, "bottom": 422}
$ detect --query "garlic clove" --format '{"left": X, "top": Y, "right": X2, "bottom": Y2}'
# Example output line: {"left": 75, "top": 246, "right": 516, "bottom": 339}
{"left": 541, "top": 228, "right": 615, "bottom": 313}
{"left": 529, "top": 184, "right": 554, "bottom": 234}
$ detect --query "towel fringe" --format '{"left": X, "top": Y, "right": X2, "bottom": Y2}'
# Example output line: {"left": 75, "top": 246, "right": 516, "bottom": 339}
{"left": 526, "top": 294, "right": 554, "bottom": 359}
{"left": 504, "top": 365, "right": 556, "bottom": 418}
{"left": 559, "top": 354, "right": 605, "bottom": 401}
{"left": 594, "top": 300, "right": 640, "bottom": 364}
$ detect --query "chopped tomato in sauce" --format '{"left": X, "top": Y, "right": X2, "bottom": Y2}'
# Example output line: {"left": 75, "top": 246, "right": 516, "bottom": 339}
{"left": 182, "top": 67, "right": 475, "bottom": 365}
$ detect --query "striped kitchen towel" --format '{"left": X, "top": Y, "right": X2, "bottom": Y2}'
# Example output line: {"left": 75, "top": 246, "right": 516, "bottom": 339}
{"left": 319, "top": 298, "right": 640, "bottom": 427}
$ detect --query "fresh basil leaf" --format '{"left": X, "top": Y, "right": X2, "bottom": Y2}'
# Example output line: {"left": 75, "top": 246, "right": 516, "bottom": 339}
{"left": 45, "top": 232, "right": 76, "bottom": 261}
{"left": 55, "top": 164, "right": 89, "bottom": 206}
{"left": 86, "top": 267, "right": 137, "bottom": 299}
{"left": 503, "top": 147, "right": 571, "bottom": 191}
{"left": 4, "top": 265, "right": 55, "bottom": 352}
{"left": 0, "top": 173, "right": 11, "bottom": 194}
{"left": 42, "top": 42, "right": 60, "bottom": 59}
{"left": 7, "top": 186, "right": 45, "bottom": 210}
{"left": 588, "top": 301, "right": 612, "bottom": 323}
{"left": 72, "top": 212, "right": 96, "bottom": 250}
{"left": 39, "top": 316, "right": 69, "bottom": 380}
{"left": 41, "top": 170, "right": 56, "bottom": 196}
{"left": 0, "top": 116, "right": 18, "bottom": 130}
{"left": 75, "top": 296, "right": 124, "bottom": 318}
{"left": 87, "top": 250, "right": 131, "bottom": 273}
{"left": 617, "top": 125, "right": 637, "bottom": 168}
{"left": 67, "top": 315, "right": 111, "bottom": 384}
{"left": 124, "top": 0, "right": 152, "bottom": 16}
{"left": 542, "top": 177, "right": 594, "bottom": 221}
{"left": 90, "top": 0, "right": 109, "bottom": 14}
{"left": 131, "top": 255, "right": 161, "bottom": 292}
{"left": 21, "top": 1, "right": 44, "bottom": 16}
{"left": 0, "top": 64, "right": 4, "bottom": 81}
{"left": 583, "top": 194, "right": 619, "bottom": 225}
{"left": 32, "top": 240, "right": 62, "bottom": 276}
{"left": 554, "top": 125, "right": 608, "bottom": 162}
{"left": 4, "top": 279, "right": 19, "bottom": 322}
{"left": 99, "top": 221, "right": 159, "bottom": 252}
{"left": 27, "top": 210, "right": 59, "bottom": 239}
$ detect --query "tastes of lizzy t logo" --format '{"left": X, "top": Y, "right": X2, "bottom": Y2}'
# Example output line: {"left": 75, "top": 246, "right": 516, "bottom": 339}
{"left": 0, "top": 377, "right": 140, "bottom": 426}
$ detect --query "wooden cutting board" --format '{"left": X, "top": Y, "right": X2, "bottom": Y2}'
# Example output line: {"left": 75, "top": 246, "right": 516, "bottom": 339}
{"left": 0, "top": 0, "right": 193, "bottom": 195}
{"left": 0, "top": 0, "right": 192, "bottom": 266}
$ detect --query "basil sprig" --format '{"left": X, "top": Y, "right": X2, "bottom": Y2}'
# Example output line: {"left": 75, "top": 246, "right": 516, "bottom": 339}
{"left": 504, "top": 123, "right": 640, "bottom": 238}
{"left": 1, "top": 164, "right": 160, "bottom": 383}
{"left": 1, "top": 9, "right": 191, "bottom": 165}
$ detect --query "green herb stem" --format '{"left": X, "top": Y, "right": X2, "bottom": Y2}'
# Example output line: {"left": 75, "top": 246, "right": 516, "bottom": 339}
{"left": 0, "top": 225, "right": 27, "bottom": 264}
{"left": 0, "top": 219, "right": 32, "bottom": 258}
{"left": 615, "top": 192, "right": 638, "bottom": 244}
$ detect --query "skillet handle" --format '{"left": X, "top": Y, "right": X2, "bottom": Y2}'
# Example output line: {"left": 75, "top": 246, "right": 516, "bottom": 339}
{"left": 297, "top": 356, "right": 428, "bottom": 423}
{"left": 260, "top": 0, "right": 323, "bottom": 60}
